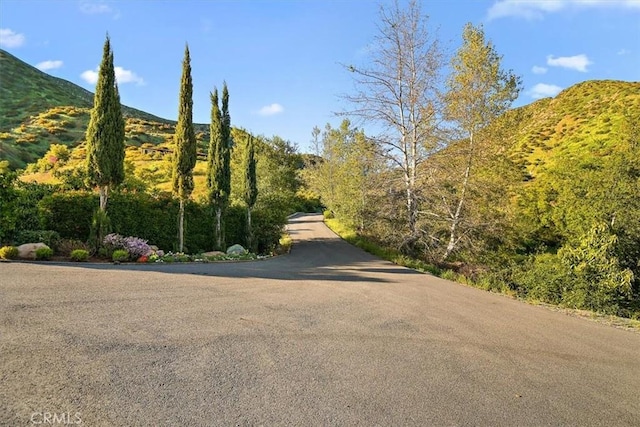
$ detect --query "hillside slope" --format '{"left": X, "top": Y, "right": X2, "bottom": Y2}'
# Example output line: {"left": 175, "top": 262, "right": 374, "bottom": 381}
{"left": 502, "top": 80, "right": 640, "bottom": 177}
{"left": 0, "top": 49, "right": 209, "bottom": 169}
{"left": 0, "top": 49, "right": 170, "bottom": 130}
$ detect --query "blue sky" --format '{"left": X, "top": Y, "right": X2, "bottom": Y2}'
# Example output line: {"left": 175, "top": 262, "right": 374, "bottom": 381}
{"left": 1, "top": 0, "right": 639, "bottom": 152}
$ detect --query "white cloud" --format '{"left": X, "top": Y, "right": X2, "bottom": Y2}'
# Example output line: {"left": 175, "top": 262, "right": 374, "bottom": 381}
{"left": 528, "top": 83, "right": 563, "bottom": 99}
{"left": 36, "top": 60, "right": 63, "bottom": 71}
{"left": 487, "top": 0, "right": 640, "bottom": 20}
{"left": 114, "top": 67, "right": 144, "bottom": 84}
{"left": 0, "top": 28, "right": 26, "bottom": 48}
{"left": 617, "top": 48, "right": 631, "bottom": 55}
{"left": 80, "top": 66, "right": 144, "bottom": 85}
{"left": 547, "top": 54, "right": 592, "bottom": 72}
{"left": 81, "top": 70, "right": 99, "bottom": 84}
{"left": 79, "top": 1, "right": 112, "bottom": 14}
{"left": 488, "top": 0, "right": 563, "bottom": 20}
{"left": 258, "top": 103, "right": 284, "bottom": 116}
{"left": 532, "top": 65, "right": 548, "bottom": 74}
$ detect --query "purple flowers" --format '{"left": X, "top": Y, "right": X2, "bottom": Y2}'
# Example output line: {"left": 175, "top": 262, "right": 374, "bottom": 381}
{"left": 103, "top": 233, "right": 152, "bottom": 258}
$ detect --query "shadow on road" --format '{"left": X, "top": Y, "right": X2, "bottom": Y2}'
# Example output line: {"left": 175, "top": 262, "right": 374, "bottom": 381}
{"left": 19, "top": 215, "right": 422, "bottom": 283}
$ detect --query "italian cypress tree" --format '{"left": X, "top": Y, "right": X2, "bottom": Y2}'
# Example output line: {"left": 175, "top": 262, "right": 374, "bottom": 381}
{"left": 207, "top": 88, "right": 226, "bottom": 249}
{"left": 171, "top": 45, "right": 197, "bottom": 253}
{"left": 243, "top": 134, "right": 258, "bottom": 251}
{"left": 221, "top": 82, "right": 232, "bottom": 201}
{"left": 86, "top": 35, "right": 125, "bottom": 212}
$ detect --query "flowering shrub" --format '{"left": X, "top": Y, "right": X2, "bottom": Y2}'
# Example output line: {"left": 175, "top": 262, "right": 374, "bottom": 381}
{"left": 103, "top": 233, "right": 152, "bottom": 260}
{"left": 103, "top": 233, "right": 126, "bottom": 252}
{"left": 0, "top": 246, "right": 19, "bottom": 259}
{"left": 148, "top": 251, "right": 264, "bottom": 263}
{"left": 123, "top": 236, "right": 151, "bottom": 259}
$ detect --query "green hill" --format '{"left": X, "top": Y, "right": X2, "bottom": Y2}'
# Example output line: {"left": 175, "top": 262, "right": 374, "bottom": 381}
{"left": 0, "top": 48, "right": 170, "bottom": 130}
{"left": 0, "top": 48, "right": 211, "bottom": 170}
{"left": 502, "top": 80, "right": 639, "bottom": 178}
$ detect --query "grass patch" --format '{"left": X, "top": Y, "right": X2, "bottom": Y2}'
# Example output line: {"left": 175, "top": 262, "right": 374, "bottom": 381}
{"left": 325, "top": 218, "right": 440, "bottom": 275}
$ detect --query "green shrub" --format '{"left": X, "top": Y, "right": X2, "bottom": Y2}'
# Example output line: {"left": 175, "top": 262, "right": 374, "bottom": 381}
{"left": 558, "top": 224, "right": 633, "bottom": 314}
{"left": 88, "top": 209, "right": 111, "bottom": 252}
{"left": 513, "top": 253, "right": 568, "bottom": 304}
{"left": 112, "top": 249, "right": 129, "bottom": 262}
{"left": 323, "top": 210, "right": 334, "bottom": 219}
{"left": 251, "top": 207, "right": 288, "bottom": 254}
{"left": 35, "top": 247, "right": 54, "bottom": 260}
{"left": 70, "top": 249, "right": 89, "bottom": 262}
{"left": 513, "top": 224, "right": 634, "bottom": 315}
{"left": 0, "top": 245, "right": 19, "bottom": 259}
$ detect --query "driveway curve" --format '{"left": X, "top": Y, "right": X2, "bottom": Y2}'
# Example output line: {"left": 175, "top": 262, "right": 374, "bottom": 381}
{"left": 1, "top": 213, "right": 639, "bottom": 426}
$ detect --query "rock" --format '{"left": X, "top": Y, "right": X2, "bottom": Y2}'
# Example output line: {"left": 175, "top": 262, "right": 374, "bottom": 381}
{"left": 203, "top": 251, "right": 225, "bottom": 257}
{"left": 226, "top": 244, "right": 247, "bottom": 256}
{"left": 17, "top": 243, "right": 51, "bottom": 260}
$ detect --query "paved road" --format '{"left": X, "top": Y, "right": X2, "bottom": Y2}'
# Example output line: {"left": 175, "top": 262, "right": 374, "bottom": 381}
{"left": 1, "top": 214, "right": 639, "bottom": 426}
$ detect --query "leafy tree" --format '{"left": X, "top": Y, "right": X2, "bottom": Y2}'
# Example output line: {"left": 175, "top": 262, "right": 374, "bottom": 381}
{"left": 255, "top": 135, "right": 303, "bottom": 213}
{"left": 303, "top": 120, "right": 379, "bottom": 231}
{"left": 206, "top": 87, "right": 230, "bottom": 250}
{"left": 242, "top": 134, "right": 258, "bottom": 250}
{"left": 85, "top": 35, "right": 125, "bottom": 212}
{"left": 342, "top": 0, "right": 444, "bottom": 247}
{"left": 437, "top": 23, "right": 521, "bottom": 261}
{"left": 230, "top": 130, "right": 306, "bottom": 214}
{"left": 171, "top": 45, "right": 197, "bottom": 252}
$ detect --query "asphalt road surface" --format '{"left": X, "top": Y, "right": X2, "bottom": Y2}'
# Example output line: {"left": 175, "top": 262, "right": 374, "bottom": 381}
{"left": 1, "top": 214, "right": 639, "bottom": 426}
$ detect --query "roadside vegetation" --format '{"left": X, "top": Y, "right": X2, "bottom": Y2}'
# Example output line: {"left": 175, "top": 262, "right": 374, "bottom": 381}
{"left": 0, "top": 38, "right": 320, "bottom": 261}
{"left": 303, "top": 1, "right": 639, "bottom": 319}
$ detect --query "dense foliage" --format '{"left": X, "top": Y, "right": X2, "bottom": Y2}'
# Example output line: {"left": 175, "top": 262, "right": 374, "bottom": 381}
{"left": 85, "top": 36, "right": 125, "bottom": 212}
{"left": 0, "top": 185, "right": 288, "bottom": 255}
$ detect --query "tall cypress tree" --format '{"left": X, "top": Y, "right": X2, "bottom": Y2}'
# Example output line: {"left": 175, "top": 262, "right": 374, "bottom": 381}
{"left": 243, "top": 134, "right": 258, "bottom": 251}
{"left": 86, "top": 35, "right": 125, "bottom": 212}
{"left": 171, "top": 44, "right": 197, "bottom": 253}
{"left": 221, "top": 82, "right": 232, "bottom": 202}
{"left": 207, "top": 88, "right": 225, "bottom": 249}
{"left": 207, "top": 84, "right": 231, "bottom": 250}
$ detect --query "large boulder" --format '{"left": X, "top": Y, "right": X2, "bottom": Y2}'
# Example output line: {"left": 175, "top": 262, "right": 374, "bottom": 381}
{"left": 226, "top": 244, "right": 247, "bottom": 256}
{"left": 17, "top": 243, "right": 51, "bottom": 260}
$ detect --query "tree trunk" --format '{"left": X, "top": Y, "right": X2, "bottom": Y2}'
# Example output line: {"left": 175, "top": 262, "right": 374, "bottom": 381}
{"left": 442, "top": 132, "right": 474, "bottom": 261}
{"left": 246, "top": 207, "right": 252, "bottom": 251}
{"left": 215, "top": 207, "right": 223, "bottom": 250}
{"left": 99, "top": 185, "right": 109, "bottom": 212}
{"left": 178, "top": 199, "right": 185, "bottom": 252}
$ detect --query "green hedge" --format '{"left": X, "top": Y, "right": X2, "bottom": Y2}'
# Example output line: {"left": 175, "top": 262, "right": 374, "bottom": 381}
{"left": 36, "top": 191, "right": 287, "bottom": 254}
